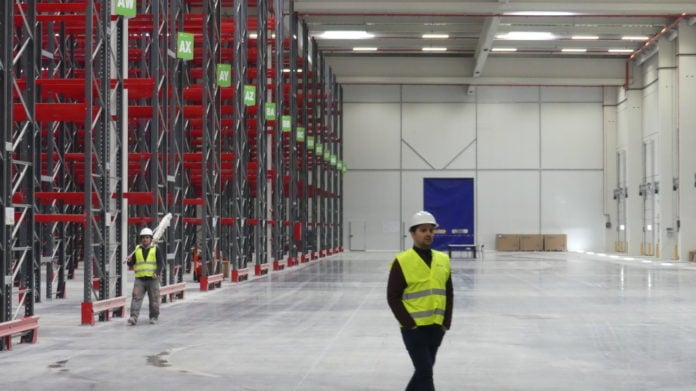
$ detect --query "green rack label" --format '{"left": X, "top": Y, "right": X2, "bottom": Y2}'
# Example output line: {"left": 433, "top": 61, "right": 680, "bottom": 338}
{"left": 330, "top": 154, "right": 337, "bottom": 166}
{"left": 307, "top": 136, "right": 315, "bottom": 150}
{"left": 177, "top": 32, "right": 194, "bottom": 60}
{"left": 324, "top": 149, "right": 331, "bottom": 161}
{"left": 265, "top": 102, "right": 276, "bottom": 120}
{"left": 243, "top": 85, "right": 256, "bottom": 106}
{"left": 297, "top": 127, "right": 305, "bottom": 142}
{"left": 281, "top": 116, "right": 291, "bottom": 132}
{"left": 217, "top": 64, "right": 231, "bottom": 87}
{"left": 115, "top": 0, "right": 137, "bottom": 17}
{"left": 316, "top": 143, "right": 323, "bottom": 155}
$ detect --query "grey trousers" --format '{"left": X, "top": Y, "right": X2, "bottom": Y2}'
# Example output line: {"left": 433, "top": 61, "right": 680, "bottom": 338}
{"left": 130, "top": 277, "right": 161, "bottom": 320}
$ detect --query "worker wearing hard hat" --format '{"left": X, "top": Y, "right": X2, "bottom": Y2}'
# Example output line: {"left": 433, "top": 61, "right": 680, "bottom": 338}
{"left": 127, "top": 227, "right": 164, "bottom": 325}
{"left": 387, "top": 211, "right": 453, "bottom": 391}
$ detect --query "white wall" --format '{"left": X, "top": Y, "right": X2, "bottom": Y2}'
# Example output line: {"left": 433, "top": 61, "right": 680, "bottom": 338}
{"left": 343, "top": 84, "right": 605, "bottom": 251}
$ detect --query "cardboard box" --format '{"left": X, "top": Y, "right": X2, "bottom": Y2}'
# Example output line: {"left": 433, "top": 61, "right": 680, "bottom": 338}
{"left": 543, "top": 234, "right": 567, "bottom": 251}
{"left": 222, "top": 260, "right": 230, "bottom": 277}
{"left": 519, "top": 234, "right": 543, "bottom": 251}
{"left": 495, "top": 234, "right": 520, "bottom": 251}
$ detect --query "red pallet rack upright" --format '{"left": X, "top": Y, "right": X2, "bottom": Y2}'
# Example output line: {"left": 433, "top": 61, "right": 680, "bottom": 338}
{"left": 198, "top": 0, "right": 223, "bottom": 289}
{"left": 253, "top": 0, "right": 270, "bottom": 273}
{"left": 125, "top": 0, "right": 187, "bottom": 295}
{"left": 269, "top": 0, "right": 287, "bottom": 272}
{"left": 1, "top": 0, "right": 40, "bottom": 350}
{"left": 80, "top": 0, "right": 127, "bottom": 325}
{"left": 231, "top": 0, "right": 252, "bottom": 275}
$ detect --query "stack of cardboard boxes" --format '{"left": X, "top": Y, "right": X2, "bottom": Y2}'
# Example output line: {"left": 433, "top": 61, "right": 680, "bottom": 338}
{"left": 495, "top": 234, "right": 567, "bottom": 251}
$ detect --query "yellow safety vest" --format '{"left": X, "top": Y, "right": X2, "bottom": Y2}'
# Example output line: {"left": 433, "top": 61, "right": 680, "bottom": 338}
{"left": 134, "top": 245, "right": 158, "bottom": 278}
{"left": 394, "top": 248, "right": 450, "bottom": 327}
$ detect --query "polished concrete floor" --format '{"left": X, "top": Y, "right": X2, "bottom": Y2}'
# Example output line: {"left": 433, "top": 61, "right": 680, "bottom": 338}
{"left": 3, "top": 250, "right": 696, "bottom": 390}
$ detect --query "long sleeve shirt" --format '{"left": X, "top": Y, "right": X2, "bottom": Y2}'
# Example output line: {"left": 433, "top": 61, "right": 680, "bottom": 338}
{"left": 387, "top": 246, "right": 453, "bottom": 329}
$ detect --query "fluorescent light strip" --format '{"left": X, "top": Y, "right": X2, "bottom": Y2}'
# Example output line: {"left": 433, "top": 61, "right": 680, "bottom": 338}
{"left": 562, "top": 48, "right": 587, "bottom": 52}
{"left": 622, "top": 35, "right": 650, "bottom": 41}
{"left": 496, "top": 31, "right": 556, "bottom": 40}
{"left": 506, "top": 11, "right": 576, "bottom": 16}
{"left": 318, "top": 30, "right": 374, "bottom": 40}
{"left": 572, "top": 35, "right": 599, "bottom": 40}
{"left": 491, "top": 47, "right": 517, "bottom": 52}
{"left": 353, "top": 47, "right": 377, "bottom": 52}
{"left": 609, "top": 49, "right": 634, "bottom": 53}
{"left": 422, "top": 47, "right": 447, "bottom": 52}
{"left": 422, "top": 33, "right": 449, "bottom": 39}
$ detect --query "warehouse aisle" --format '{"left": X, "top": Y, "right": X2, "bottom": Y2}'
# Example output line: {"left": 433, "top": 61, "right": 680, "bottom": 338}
{"left": 3, "top": 250, "right": 696, "bottom": 390}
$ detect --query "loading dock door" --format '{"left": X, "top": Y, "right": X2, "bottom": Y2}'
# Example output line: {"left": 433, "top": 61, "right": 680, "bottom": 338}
{"left": 423, "top": 178, "right": 475, "bottom": 251}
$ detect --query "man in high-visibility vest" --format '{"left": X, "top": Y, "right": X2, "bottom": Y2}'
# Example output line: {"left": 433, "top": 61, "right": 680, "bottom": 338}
{"left": 388, "top": 211, "right": 453, "bottom": 391}
{"left": 127, "top": 227, "right": 164, "bottom": 325}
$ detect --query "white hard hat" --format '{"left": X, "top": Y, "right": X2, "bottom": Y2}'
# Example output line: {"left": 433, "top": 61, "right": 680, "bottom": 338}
{"left": 139, "top": 227, "right": 154, "bottom": 237}
{"left": 409, "top": 211, "right": 438, "bottom": 229}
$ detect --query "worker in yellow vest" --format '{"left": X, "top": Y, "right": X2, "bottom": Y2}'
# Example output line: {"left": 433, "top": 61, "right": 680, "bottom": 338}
{"left": 388, "top": 211, "right": 453, "bottom": 391}
{"left": 127, "top": 227, "right": 164, "bottom": 325}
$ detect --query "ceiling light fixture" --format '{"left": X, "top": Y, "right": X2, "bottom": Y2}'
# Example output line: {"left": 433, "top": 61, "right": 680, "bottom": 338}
{"left": 572, "top": 35, "right": 599, "bottom": 40}
{"left": 491, "top": 47, "right": 517, "bottom": 52}
{"left": 318, "top": 31, "right": 375, "bottom": 40}
{"left": 422, "top": 47, "right": 447, "bottom": 52}
{"left": 353, "top": 47, "right": 378, "bottom": 51}
{"left": 496, "top": 31, "right": 556, "bottom": 40}
{"left": 422, "top": 33, "right": 449, "bottom": 39}
{"left": 622, "top": 35, "right": 650, "bottom": 41}
{"left": 505, "top": 11, "right": 576, "bottom": 16}
{"left": 562, "top": 48, "right": 587, "bottom": 52}
{"left": 608, "top": 48, "right": 634, "bottom": 53}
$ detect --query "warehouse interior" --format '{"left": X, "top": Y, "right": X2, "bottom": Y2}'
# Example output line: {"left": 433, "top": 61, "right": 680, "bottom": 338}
{"left": 3, "top": 1, "right": 696, "bottom": 390}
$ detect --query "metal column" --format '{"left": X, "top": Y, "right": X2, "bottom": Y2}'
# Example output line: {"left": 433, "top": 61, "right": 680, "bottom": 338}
{"left": 232, "top": 0, "right": 250, "bottom": 271}
{"left": 83, "top": 0, "right": 124, "bottom": 311}
{"left": 201, "top": 0, "right": 222, "bottom": 277}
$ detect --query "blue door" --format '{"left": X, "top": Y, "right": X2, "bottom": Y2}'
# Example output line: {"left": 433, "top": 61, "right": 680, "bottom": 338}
{"left": 423, "top": 178, "right": 475, "bottom": 251}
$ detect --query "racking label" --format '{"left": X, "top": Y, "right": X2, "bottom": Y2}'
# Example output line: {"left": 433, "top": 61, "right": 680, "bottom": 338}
{"left": 115, "top": 0, "right": 137, "bottom": 17}
{"left": 177, "top": 32, "right": 194, "bottom": 60}
{"left": 265, "top": 102, "right": 276, "bottom": 120}
{"left": 306, "top": 136, "right": 315, "bottom": 150}
{"left": 296, "top": 127, "right": 305, "bottom": 142}
{"left": 281, "top": 115, "right": 291, "bottom": 132}
{"left": 217, "top": 64, "right": 231, "bottom": 87}
{"left": 244, "top": 85, "right": 256, "bottom": 106}
{"left": 5, "top": 207, "right": 15, "bottom": 225}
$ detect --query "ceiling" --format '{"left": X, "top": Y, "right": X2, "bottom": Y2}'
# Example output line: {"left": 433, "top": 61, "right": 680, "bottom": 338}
{"left": 295, "top": 0, "right": 696, "bottom": 81}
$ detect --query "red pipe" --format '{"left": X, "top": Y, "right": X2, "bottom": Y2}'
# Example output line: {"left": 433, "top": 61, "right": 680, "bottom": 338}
{"left": 299, "top": 12, "right": 696, "bottom": 19}
{"left": 624, "top": 15, "right": 686, "bottom": 87}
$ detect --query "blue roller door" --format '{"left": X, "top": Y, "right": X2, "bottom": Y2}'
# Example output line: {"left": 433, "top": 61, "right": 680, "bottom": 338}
{"left": 423, "top": 178, "right": 475, "bottom": 251}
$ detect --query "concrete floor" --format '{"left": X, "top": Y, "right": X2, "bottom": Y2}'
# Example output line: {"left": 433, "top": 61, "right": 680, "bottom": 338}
{"left": 3, "top": 250, "right": 696, "bottom": 390}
